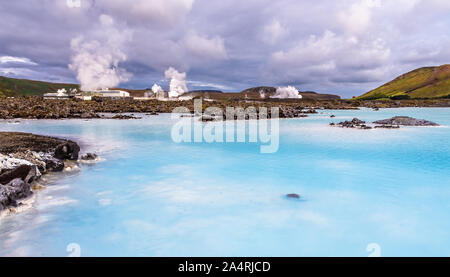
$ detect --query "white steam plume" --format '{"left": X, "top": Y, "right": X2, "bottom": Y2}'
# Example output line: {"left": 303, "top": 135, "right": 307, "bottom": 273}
{"left": 57, "top": 88, "right": 67, "bottom": 96}
{"left": 259, "top": 89, "right": 266, "bottom": 99}
{"left": 152, "top": 84, "right": 164, "bottom": 94}
{"left": 271, "top": 86, "right": 302, "bottom": 99}
{"left": 164, "top": 67, "right": 188, "bottom": 98}
{"left": 152, "top": 83, "right": 167, "bottom": 99}
{"left": 69, "top": 15, "right": 132, "bottom": 92}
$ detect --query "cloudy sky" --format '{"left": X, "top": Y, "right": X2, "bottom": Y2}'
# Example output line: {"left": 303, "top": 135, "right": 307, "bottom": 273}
{"left": 1, "top": 0, "right": 449, "bottom": 97}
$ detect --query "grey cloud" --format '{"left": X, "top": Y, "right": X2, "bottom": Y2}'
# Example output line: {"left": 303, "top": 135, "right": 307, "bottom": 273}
{"left": 0, "top": 0, "right": 449, "bottom": 97}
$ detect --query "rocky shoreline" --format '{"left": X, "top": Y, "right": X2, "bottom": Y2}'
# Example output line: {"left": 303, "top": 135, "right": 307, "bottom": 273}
{"left": 0, "top": 132, "right": 94, "bottom": 211}
{"left": 1, "top": 96, "right": 449, "bottom": 120}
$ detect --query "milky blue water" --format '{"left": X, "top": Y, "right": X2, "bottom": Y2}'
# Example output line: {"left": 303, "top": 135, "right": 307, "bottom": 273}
{"left": 0, "top": 108, "right": 449, "bottom": 257}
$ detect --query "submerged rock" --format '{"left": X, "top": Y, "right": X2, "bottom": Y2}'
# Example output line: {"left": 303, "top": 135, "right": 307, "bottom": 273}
{"left": 286, "top": 193, "right": 301, "bottom": 199}
{"left": 373, "top": 116, "right": 439, "bottom": 126}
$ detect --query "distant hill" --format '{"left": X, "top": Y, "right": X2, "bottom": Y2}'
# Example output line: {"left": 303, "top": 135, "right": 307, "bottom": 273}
{"left": 0, "top": 76, "right": 79, "bottom": 97}
{"left": 0, "top": 75, "right": 341, "bottom": 101}
{"left": 241, "top": 86, "right": 341, "bottom": 100}
{"left": 358, "top": 64, "right": 450, "bottom": 100}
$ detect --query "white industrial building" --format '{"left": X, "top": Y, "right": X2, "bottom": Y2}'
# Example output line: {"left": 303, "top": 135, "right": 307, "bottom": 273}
{"left": 43, "top": 89, "right": 71, "bottom": 99}
{"left": 93, "top": 89, "right": 130, "bottom": 98}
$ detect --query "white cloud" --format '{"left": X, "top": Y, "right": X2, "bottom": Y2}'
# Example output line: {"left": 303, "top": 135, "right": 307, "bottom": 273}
{"left": 0, "top": 56, "right": 37, "bottom": 65}
{"left": 184, "top": 31, "right": 228, "bottom": 60}
{"left": 338, "top": 0, "right": 381, "bottom": 35}
{"left": 269, "top": 30, "right": 391, "bottom": 84}
{"left": 69, "top": 14, "right": 133, "bottom": 91}
{"left": 263, "top": 20, "right": 289, "bottom": 45}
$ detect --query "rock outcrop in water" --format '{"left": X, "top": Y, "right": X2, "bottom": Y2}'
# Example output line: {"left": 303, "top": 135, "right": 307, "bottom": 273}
{"left": 54, "top": 142, "right": 80, "bottom": 160}
{"left": 81, "top": 153, "right": 98, "bottom": 161}
{"left": 334, "top": 118, "right": 372, "bottom": 129}
{"left": 373, "top": 116, "right": 439, "bottom": 126}
{"left": 0, "top": 132, "right": 81, "bottom": 211}
{"left": 331, "top": 116, "right": 439, "bottom": 130}
{"left": 198, "top": 106, "right": 317, "bottom": 122}
{"left": 286, "top": 193, "right": 301, "bottom": 199}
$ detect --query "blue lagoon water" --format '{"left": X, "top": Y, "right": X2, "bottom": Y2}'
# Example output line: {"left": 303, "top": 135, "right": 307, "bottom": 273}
{"left": 0, "top": 108, "right": 449, "bottom": 257}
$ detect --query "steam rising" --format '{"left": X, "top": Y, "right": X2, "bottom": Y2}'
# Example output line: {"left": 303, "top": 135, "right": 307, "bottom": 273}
{"left": 152, "top": 84, "right": 164, "bottom": 94}
{"left": 69, "top": 15, "right": 132, "bottom": 92}
{"left": 271, "top": 86, "right": 302, "bottom": 99}
{"left": 259, "top": 89, "right": 266, "bottom": 99}
{"left": 164, "top": 67, "right": 188, "bottom": 98}
{"left": 56, "top": 88, "right": 67, "bottom": 96}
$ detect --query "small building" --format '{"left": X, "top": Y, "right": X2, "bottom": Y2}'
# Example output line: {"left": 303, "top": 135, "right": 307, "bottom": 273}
{"left": 75, "top": 95, "right": 92, "bottom": 101}
{"left": 43, "top": 92, "right": 71, "bottom": 99}
{"left": 144, "top": 91, "right": 155, "bottom": 98}
{"left": 155, "top": 90, "right": 168, "bottom": 99}
{"left": 93, "top": 89, "right": 130, "bottom": 98}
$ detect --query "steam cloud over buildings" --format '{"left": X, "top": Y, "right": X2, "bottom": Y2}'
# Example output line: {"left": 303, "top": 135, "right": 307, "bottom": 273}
{"left": 164, "top": 67, "right": 188, "bottom": 98}
{"left": 271, "top": 86, "right": 302, "bottom": 99}
{"left": 69, "top": 15, "right": 132, "bottom": 91}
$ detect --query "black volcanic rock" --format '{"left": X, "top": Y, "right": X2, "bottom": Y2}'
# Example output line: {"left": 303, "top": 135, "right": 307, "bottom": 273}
{"left": 334, "top": 118, "right": 372, "bottom": 129}
{"left": 0, "top": 164, "right": 36, "bottom": 185}
{"left": 0, "top": 132, "right": 72, "bottom": 154}
{"left": 1, "top": 96, "right": 449, "bottom": 120}
{"left": 44, "top": 157, "right": 65, "bottom": 172}
{"left": 0, "top": 132, "right": 82, "bottom": 210}
{"left": 54, "top": 142, "right": 80, "bottom": 160}
{"left": 81, "top": 153, "right": 98, "bottom": 161}
{"left": 111, "top": 114, "right": 141, "bottom": 120}
{"left": 374, "top": 125, "right": 400, "bottom": 129}
{"left": 0, "top": 178, "right": 33, "bottom": 209}
{"left": 286, "top": 193, "right": 301, "bottom": 199}
{"left": 373, "top": 116, "right": 439, "bottom": 126}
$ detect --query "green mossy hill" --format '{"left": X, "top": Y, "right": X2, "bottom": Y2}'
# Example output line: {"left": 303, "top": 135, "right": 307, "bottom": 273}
{"left": 358, "top": 64, "right": 450, "bottom": 100}
{"left": 0, "top": 76, "right": 79, "bottom": 97}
